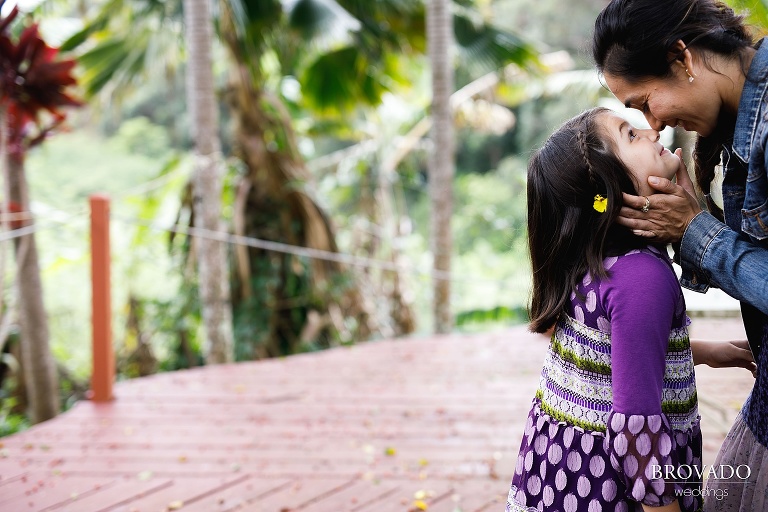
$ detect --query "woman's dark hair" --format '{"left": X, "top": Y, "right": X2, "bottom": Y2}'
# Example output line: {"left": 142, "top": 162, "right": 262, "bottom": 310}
{"left": 527, "top": 107, "right": 645, "bottom": 333}
{"left": 592, "top": 0, "right": 755, "bottom": 202}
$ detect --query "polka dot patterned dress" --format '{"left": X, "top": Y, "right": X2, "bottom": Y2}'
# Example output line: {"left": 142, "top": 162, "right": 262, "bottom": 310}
{"left": 505, "top": 247, "right": 702, "bottom": 511}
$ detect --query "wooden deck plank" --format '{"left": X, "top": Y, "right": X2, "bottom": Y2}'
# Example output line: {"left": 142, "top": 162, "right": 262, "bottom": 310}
{"left": 171, "top": 477, "right": 292, "bottom": 512}
{"left": 0, "top": 319, "right": 754, "bottom": 511}
{"left": 97, "top": 474, "right": 250, "bottom": 512}
{"left": 0, "top": 472, "right": 117, "bottom": 509}
{"left": 230, "top": 477, "right": 354, "bottom": 511}
{"left": 43, "top": 477, "right": 175, "bottom": 512}
{"left": 1, "top": 474, "right": 169, "bottom": 512}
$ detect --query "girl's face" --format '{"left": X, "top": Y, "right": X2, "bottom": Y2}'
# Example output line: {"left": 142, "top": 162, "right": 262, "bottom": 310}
{"left": 600, "top": 112, "right": 680, "bottom": 196}
{"left": 603, "top": 69, "right": 723, "bottom": 137}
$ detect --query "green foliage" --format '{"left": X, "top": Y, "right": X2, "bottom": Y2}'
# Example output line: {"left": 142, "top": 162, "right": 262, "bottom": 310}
{"left": 455, "top": 305, "right": 528, "bottom": 328}
{"left": 0, "top": 397, "right": 30, "bottom": 438}
{"left": 302, "top": 47, "right": 396, "bottom": 113}
{"left": 451, "top": 160, "right": 527, "bottom": 254}
{"left": 453, "top": 8, "right": 541, "bottom": 78}
{"left": 232, "top": 257, "right": 282, "bottom": 360}
{"left": 493, "top": 0, "right": 606, "bottom": 65}
{"left": 25, "top": 117, "right": 183, "bottom": 377}
{"left": 289, "top": 0, "right": 346, "bottom": 39}
{"left": 726, "top": 0, "right": 768, "bottom": 32}
{"left": 110, "top": 117, "right": 173, "bottom": 159}
{"left": 27, "top": 129, "right": 171, "bottom": 208}
{"left": 134, "top": 292, "right": 204, "bottom": 374}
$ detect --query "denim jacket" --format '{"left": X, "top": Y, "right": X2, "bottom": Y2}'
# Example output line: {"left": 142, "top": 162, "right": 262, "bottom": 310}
{"left": 679, "top": 39, "right": 768, "bottom": 445}
{"left": 679, "top": 40, "right": 768, "bottom": 312}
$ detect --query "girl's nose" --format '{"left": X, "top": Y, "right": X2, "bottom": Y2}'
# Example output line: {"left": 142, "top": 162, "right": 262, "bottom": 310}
{"left": 637, "top": 127, "right": 660, "bottom": 141}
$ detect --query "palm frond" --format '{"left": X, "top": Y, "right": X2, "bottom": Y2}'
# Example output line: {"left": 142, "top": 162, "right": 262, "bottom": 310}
{"left": 453, "top": 10, "right": 540, "bottom": 76}
{"left": 78, "top": 36, "right": 146, "bottom": 96}
{"left": 286, "top": 0, "right": 360, "bottom": 40}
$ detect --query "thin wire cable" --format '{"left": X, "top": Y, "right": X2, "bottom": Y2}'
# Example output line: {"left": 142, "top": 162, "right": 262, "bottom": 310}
{"left": 115, "top": 215, "right": 526, "bottom": 286}
{"left": 0, "top": 224, "right": 43, "bottom": 242}
{"left": 0, "top": 205, "right": 89, "bottom": 242}
{"left": 112, "top": 163, "right": 192, "bottom": 200}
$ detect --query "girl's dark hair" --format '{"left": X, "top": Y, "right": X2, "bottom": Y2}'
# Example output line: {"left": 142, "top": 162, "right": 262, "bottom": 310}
{"left": 592, "top": 0, "right": 755, "bottom": 202}
{"left": 528, "top": 107, "right": 645, "bottom": 333}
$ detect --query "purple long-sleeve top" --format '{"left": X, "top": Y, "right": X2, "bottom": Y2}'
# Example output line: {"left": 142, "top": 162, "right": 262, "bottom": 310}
{"left": 506, "top": 246, "right": 702, "bottom": 512}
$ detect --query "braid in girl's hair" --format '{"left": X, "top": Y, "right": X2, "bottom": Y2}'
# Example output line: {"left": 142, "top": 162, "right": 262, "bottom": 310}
{"left": 577, "top": 127, "right": 592, "bottom": 173}
{"left": 577, "top": 123, "right": 601, "bottom": 192}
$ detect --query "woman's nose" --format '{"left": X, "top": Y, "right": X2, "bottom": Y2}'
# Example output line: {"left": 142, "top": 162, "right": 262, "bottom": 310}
{"left": 644, "top": 113, "right": 665, "bottom": 133}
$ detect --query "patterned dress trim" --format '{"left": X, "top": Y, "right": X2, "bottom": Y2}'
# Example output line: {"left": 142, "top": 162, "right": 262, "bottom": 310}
{"left": 505, "top": 485, "right": 538, "bottom": 512}
{"left": 538, "top": 313, "right": 699, "bottom": 434}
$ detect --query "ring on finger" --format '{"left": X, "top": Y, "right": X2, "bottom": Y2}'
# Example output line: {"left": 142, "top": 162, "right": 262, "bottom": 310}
{"left": 641, "top": 196, "right": 651, "bottom": 213}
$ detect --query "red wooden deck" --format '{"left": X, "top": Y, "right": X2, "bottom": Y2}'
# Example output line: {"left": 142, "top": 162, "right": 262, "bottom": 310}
{"left": 0, "top": 319, "right": 754, "bottom": 512}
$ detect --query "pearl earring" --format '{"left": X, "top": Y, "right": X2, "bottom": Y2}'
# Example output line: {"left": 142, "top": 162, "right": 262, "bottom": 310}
{"left": 686, "top": 69, "right": 694, "bottom": 83}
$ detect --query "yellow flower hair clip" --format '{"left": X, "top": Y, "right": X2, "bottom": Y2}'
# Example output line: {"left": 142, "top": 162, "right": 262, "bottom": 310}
{"left": 593, "top": 194, "right": 608, "bottom": 213}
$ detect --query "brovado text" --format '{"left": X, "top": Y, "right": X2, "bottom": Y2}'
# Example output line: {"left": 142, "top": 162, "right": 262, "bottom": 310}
{"left": 651, "top": 464, "right": 752, "bottom": 481}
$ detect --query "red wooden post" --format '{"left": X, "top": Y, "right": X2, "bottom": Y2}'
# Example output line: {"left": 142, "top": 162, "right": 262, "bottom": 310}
{"left": 90, "top": 194, "right": 114, "bottom": 402}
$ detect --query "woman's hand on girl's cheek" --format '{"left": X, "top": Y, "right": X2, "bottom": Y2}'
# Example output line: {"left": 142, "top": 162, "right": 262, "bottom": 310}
{"left": 616, "top": 176, "right": 702, "bottom": 243}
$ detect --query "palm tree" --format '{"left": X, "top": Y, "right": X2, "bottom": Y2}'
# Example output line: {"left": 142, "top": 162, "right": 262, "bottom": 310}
{"left": 427, "top": 0, "right": 455, "bottom": 334}
{"left": 182, "top": 0, "right": 234, "bottom": 363}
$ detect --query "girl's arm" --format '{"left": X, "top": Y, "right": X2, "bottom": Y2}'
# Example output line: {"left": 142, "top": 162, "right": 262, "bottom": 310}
{"left": 690, "top": 339, "right": 756, "bottom": 377}
{"left": 603, "top": 254, "right": 692, "bottom": 507}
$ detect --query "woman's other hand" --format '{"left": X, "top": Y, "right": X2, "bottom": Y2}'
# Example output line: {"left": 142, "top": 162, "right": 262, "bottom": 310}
{"left": 692, "top": 339, "right": 757, "bottom": 378}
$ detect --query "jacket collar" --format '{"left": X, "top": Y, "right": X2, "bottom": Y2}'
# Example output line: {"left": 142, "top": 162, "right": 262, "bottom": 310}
{"left": 733, "top": 39, "right": 768, "bottom": 162}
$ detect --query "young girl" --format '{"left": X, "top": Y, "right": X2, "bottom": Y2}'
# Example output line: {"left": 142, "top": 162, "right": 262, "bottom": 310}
{"left": 507, "top": 107, "right": 702, "bottom": 512}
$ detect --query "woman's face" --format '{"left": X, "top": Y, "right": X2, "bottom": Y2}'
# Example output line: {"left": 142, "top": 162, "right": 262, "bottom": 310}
{"left": 600, "top": 112, "right": 680, "bottom": 196}
{"left": 603, "top": 70, "right": 723, "bottom": 137}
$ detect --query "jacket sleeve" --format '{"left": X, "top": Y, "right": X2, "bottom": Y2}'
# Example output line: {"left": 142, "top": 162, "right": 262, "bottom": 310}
{"left": 680, "top": 210, "right": 768, "bottom": 316}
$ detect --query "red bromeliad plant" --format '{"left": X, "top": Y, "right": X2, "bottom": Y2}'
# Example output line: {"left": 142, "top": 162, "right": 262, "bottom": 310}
{"left": 0, "top": 0, "right": 81, "bottom": 163}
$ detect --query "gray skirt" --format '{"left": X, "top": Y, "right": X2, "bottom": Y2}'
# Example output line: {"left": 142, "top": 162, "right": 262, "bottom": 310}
{"left": 704, "top": 413, "right": 768, "bottom": 511}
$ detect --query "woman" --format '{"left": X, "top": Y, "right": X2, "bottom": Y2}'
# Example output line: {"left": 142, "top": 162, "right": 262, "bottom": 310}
{"left": 593, "top": 0, "right": 768, "bottom": 509}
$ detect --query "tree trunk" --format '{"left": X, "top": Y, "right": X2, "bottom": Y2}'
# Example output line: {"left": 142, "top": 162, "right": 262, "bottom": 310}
{"left": 183, "top": 0, "right": 234, "bottom": 364}
{"left": 3, "top": 141, "right": 59, "bottom": 424}
{"left": 427, "top": 0, "right": 455, "bottom": 334}
{"left": 215, "top": 9, "right": 376, "bottom": 356}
